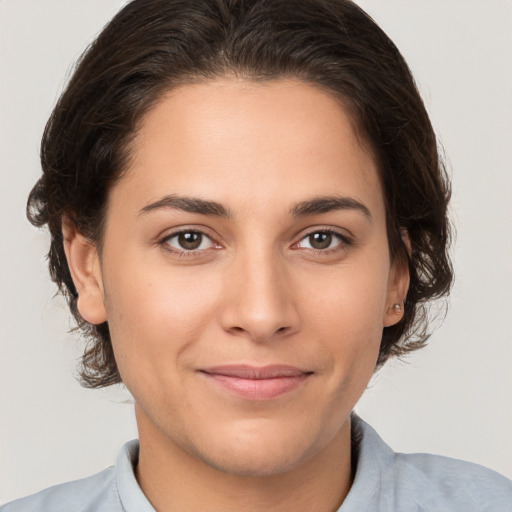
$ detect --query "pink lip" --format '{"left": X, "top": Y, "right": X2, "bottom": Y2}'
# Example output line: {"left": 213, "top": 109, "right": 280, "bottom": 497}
{"left": 199, "top": 365, "right": 312, "bottom": 401}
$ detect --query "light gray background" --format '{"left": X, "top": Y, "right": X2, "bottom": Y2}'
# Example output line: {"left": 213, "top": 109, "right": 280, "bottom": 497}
{"left": 1, "top": 0, "right": 511, "bottom": 503}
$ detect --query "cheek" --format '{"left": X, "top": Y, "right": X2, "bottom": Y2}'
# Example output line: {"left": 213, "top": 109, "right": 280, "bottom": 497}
{"left": 306, "top": 257, "right": 390, "bottom": 334}
{"left": 103, "top": 260, "right": 220, "bottom": 382}
{"left": 301, "top": 254, "right": 390, "bottom": 376}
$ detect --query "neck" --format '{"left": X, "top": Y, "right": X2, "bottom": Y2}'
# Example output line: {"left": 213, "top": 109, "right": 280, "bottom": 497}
{"left": 134, "top": 406, "right": 353, "bottom": 512}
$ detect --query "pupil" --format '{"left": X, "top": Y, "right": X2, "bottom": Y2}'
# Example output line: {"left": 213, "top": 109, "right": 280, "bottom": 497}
{"left": 309, "top": 232, "right": 332, "bottom": 249}
{"left": 178, "top": 232, "right": 202, "bottom": 250}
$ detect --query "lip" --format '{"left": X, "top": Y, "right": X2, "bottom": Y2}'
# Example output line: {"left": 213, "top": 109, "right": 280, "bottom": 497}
{"left": 199, "top": 365, "right": 312, "bottom": 401}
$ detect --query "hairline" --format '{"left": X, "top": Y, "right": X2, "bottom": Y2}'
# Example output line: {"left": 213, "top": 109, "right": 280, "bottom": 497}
{"left": 92, "top": 73, "right": 383, "bottom": 257}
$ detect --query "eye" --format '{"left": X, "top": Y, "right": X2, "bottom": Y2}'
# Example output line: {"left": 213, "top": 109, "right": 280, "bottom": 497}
{"left": 295, "top": 230, "right": 348, "bottom": 251}
{"left": 162, "top": 230, "right": 216, "bottom": 252}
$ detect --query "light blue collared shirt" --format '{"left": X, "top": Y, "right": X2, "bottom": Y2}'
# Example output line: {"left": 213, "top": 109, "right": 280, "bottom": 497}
{"left": 2, "top": 417, "right": 511, "bottom": 511}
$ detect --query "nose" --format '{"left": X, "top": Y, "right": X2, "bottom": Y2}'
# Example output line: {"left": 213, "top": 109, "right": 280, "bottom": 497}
{"left": 219, "top": 247, "right": 299, "bottom": 343}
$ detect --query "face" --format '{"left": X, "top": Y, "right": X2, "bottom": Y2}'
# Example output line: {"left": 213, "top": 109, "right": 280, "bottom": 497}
{"left": 67, "top": 79, "right": 407, "bottom": 476}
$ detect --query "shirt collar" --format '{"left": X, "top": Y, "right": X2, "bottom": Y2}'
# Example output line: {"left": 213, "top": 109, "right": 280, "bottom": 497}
{"left": 114, "top": 416, "right": 407, "bottom": 512}
{"left": 338, "top": 414, "right": 397, "bottom": 511}
{"left": 115, "top": 439, "right": 155, "bottom": 512}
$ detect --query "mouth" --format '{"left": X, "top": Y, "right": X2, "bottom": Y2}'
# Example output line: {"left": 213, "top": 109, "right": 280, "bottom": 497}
{"left": 198, "top": 365, "right": 313, "bottom": 400}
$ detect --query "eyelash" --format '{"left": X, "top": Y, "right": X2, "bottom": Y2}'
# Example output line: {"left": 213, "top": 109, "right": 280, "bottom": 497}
{"left": 293, "top": 229, "right": 352, "bottom": 254}
{"left": 159, "top": 228, "right": 220, "bottom": 258}
{"left": 158, "top": 227, "right": 352, "bottom": 258}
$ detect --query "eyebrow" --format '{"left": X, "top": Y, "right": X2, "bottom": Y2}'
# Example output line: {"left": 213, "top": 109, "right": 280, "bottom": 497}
{"left": 290, "top": 196, "right": 372, "bottom": 220}
{"left": 139, "top": 195, "right": 232, "bottom": 218}
{"left": 139, "top": 194, "right": 371, "bottom": 220}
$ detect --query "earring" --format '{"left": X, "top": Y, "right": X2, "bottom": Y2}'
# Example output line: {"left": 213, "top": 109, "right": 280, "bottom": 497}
{"left": 392, "top": 303, "right": 402, "bottom": 314}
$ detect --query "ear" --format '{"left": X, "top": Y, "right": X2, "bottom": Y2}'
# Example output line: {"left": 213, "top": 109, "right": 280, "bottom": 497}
{"left": 382, "top": 229, "right": 411, "bottom": 327}
{"left": 62, "top": 217, "right": 107, "bottom": 325}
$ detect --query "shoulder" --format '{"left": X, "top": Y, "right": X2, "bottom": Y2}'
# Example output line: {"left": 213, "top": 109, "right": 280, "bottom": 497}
{"left": 395, "top": 451, "right": 512, "bottom": 511}
{"left": 1, "top": 440, "right": 152, "bottom": 512}
{"left": 1, "top": 466, "right": 120, "bottom": 512}
{"left": 347, "top": 416, "right": 512, "bottom": 512}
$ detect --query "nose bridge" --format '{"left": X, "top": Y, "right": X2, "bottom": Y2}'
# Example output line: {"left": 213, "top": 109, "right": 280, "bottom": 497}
{"left": 220, "top": 242, "right": 297, "bottom": 341}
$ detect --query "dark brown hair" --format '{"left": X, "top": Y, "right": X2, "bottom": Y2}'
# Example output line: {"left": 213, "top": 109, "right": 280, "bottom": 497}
{"left": 27, "top": 0, "right": 452, "bottom": 388}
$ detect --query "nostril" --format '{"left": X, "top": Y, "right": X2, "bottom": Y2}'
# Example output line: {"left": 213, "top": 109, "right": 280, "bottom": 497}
{"left": 227, "top": 325, "right": 290, "bottom": 339}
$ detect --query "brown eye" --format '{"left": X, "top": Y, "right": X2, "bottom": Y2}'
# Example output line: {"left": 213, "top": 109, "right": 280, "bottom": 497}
{"left": 164, "top": 231, "right": 214, "bottom": 252}
{"left": 178, "top": 232, "right": 202, "bottom": 250}
{"left": 308, "top": 232, "right": 332, "bottom": 249}
{"left": 295, "top": 230, "right": 348, "bottom": 252}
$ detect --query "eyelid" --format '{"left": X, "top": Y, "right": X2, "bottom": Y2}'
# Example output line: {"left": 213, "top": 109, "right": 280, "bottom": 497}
{"left": 158, "top": 226, "right": 222, "bottom": 256}
{"left": 156, "top": 225, "right": 353, "bottom": 257}
{"left": 292, "top": 227, "right": 353, "bottom": 251}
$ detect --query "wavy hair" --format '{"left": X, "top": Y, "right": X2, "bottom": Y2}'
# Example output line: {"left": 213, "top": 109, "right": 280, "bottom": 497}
{"left": 28, "top": 0, "right": 453, "bottom": 387}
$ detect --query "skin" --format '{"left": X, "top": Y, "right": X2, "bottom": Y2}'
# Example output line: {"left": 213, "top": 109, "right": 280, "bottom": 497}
{"left": 63, "top": 79, "right": 408, "bottom": 512}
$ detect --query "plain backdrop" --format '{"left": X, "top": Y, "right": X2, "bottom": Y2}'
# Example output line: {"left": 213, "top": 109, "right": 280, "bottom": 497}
{"left": 1, "top": 0, "right": 511, "bottom": 504}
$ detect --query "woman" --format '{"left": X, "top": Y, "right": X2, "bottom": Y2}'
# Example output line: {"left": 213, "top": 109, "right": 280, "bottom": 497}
{"left": 2, "top": 0, "right": 511, "bottom": 510}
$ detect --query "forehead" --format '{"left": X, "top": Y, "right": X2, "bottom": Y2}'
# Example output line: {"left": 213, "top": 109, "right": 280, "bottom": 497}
{"left": 113, "top": 78, "right": 383, "bottom": 220}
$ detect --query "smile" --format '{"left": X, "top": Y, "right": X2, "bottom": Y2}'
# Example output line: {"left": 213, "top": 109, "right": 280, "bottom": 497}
{"left": 199, "top": 365, "right": 313, "bottom": 401}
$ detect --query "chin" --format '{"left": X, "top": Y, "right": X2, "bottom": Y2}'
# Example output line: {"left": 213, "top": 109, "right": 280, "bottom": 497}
{"left": 187, "top": 419, "right": 330, "bottom": 478}
{"left": 197, "top": 445, "right": 308, "bottom": 478}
